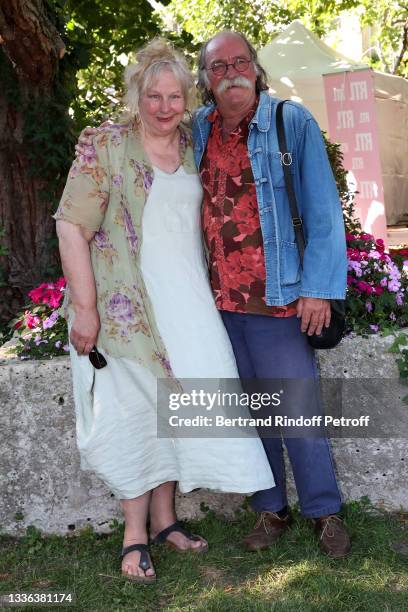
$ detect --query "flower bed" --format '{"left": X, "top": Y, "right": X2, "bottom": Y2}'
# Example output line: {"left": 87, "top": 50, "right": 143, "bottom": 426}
{"left": 10, "top": 278, "right": 69, "bottom": 359}
{"left": 346, "top": 233, "right": 408, "bottom": 334}
{"left": 5, "top": 234, "right": 408, "bottom": 361}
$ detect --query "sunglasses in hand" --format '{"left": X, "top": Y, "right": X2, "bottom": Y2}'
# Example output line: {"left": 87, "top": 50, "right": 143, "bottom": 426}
{"left": 88, "top": 346, "right": 107, "bottom": 369}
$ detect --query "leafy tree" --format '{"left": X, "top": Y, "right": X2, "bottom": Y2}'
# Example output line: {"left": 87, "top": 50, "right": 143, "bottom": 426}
{"left": 64, "top": 0, "right": 160, "bottom": 127}
{"left": 0, "top": 0, "right": 159, "bottom": 328}
{"left": 165, "top": 0, "right": 407, "bottom": 77}
{"left": 359, "top": 0, "right": 408, "bottom": 77}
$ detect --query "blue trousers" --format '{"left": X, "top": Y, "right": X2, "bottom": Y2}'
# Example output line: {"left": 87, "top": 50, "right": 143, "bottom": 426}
{"left": 221, "top": 311, "right": 342, "bottom": 518}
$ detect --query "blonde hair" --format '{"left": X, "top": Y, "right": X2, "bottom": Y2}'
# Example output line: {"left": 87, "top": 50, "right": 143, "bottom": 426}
{"left": 123, "top": 38, "right": 194, "bottom": 122}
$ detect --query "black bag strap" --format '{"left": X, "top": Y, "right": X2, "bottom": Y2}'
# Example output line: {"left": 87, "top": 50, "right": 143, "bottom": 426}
{"left": 276, "top": 100, "right": 306, "bottom": 266}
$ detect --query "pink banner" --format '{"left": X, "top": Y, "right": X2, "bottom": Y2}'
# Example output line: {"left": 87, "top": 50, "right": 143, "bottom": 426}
{"left": 323, "top": 69, "right": 388, "bottom": 247}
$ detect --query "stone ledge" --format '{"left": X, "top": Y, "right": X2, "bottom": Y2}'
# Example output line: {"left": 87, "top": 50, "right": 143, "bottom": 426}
{"left": 1, "top": 333, "right": 407, "bottom": 535}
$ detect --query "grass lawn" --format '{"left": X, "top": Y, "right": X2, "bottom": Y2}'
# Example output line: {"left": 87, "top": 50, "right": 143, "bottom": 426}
{"left": 1, "top": 500, "right": 407, "bottom": 611}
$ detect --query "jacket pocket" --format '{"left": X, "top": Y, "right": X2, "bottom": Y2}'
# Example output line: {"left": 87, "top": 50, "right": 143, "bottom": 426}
{"left": 280, "top": 241, "right": 301, "bottom": 286}
{"left": 267, "top": 151, "right": 296, "bottom": 190}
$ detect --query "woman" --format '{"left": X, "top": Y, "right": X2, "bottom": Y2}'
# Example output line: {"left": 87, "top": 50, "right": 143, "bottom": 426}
{"left": 55, "top": 38, "right": 274, "bottom": 584}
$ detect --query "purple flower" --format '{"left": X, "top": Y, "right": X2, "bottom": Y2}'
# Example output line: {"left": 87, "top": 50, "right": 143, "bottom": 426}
{"left": 112, "top": 173, "right": 123, "bottom": 187}
{"left": 380, "top": 277, "right": 388, "bottom": 287}
{"left": 388, "top": 279, "right": 401, "bottom": 292}
{"left": 396, "top": 292, "right": 404, "bottom": 306}
{"left": 348, "top": 260, "right": 362, "bottom": 277}
{"left": 55, "top": 340, "right": 62, "bottom": 348}
{"left": 369, "top": 324, "right": 379, "bottom": 333}
{"left": 107, "top": 292, "right": 135, "bottom": 322}
{"left": 43, "top": 310, "right": 59, "bottom": 329}
{"left": 132, "top": 160, "right": 153, "bottom": 191}
{"left": 63, "top": 344, "right": 70, "bottom": 352}
{"left": 365, "top": 302, "right": 373, "bottom": 312}
{"left": 123, "top": 208, "right": 138, "bottom": 255}
{"left": 34, "top": 336, "right": 48, "bottom": 345}
{"left": 110, "top": 131, "right": 123, "bottom": 146}
{"left": 94, "top": 229, "right": 114, "bottom": 252}
{"left": 390, "top": 312, "right": 396, "bottom": 321}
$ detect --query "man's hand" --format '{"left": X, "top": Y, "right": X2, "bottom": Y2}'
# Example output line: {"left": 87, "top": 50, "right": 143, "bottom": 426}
{"left": 74, "top": 121, "right": 111, "bottom": 157}
{"left": 70, "top": 308, "right": 101, "bottom": 355}
{"left": 74, "top": 126, "right": 98, "bottom": 156}
{"left": 297, "top": 297, "right": 331, "bottom": 336}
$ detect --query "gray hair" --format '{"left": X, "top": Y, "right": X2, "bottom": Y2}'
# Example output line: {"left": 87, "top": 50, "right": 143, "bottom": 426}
{"left": 197, "top": 32, "right": 269, "bottom": 105}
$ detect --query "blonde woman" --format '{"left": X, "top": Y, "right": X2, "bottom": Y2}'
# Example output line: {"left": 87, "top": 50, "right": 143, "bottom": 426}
{"left": 55, "top": 39, "right": 274, "bottom": 583}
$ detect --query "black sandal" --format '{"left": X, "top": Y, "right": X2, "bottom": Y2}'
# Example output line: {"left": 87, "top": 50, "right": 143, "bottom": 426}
{"left": 151, "top": 521, "right": 208, "bottom": 553}
{"left": 120, "top": 543, "right": 156, "bottom": 584}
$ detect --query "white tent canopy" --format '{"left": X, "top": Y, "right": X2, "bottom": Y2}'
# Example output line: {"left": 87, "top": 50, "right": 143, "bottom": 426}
{"left": 258, "top": 20, "right": 408, "bottom": 225}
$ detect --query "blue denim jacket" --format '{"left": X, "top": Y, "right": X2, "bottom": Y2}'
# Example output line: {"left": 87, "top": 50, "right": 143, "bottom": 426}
{"left": 192, "top": 91, "right": 347, "bottom": 306}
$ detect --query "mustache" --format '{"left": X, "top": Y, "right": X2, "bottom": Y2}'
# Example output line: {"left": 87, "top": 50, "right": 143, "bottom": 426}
{"left": 216, "top": 76, "right": 253, "bottom": 94}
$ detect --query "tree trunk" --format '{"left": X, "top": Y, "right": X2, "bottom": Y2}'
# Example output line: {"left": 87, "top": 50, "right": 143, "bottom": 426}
{"left": 0, "top": 0, "right": 66, "bottom": 326}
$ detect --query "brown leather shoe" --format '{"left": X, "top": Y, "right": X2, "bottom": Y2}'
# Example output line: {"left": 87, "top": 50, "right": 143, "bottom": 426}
{"left": 242, "top": 511, "right": 293, "bottom": 551}
{"left": 314, "top": 515, "right": 351, "bottom": 558}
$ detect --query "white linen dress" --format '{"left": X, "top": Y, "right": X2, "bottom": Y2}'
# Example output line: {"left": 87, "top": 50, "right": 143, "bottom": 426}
{"left": 69, "top": 164, "right": 275, "bottom": 499}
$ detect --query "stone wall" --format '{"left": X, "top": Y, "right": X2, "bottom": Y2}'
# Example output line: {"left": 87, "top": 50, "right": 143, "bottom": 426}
{"left": 0, "top": 333, "right": 407, "bottom": 535}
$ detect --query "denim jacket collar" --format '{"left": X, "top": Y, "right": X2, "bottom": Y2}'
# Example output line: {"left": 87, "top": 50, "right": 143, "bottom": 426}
{"left": 249, "top": 91, "right": 272, "bottom": 132}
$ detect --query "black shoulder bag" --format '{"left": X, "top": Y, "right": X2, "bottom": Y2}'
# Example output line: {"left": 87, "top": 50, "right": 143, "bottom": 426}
{"left": 275, "top": 100, "right": 346, "bottom": 349}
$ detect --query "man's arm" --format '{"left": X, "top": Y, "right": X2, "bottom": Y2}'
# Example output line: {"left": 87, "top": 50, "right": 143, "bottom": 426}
{"left": 295, "top": 114, "right": 347, "bottom": 335}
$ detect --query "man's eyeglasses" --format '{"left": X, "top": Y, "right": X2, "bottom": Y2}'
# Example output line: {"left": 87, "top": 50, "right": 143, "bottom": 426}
{"left": 206, "top": 58, "right": 251, "bottom": 77}
{"left": 89, "top": 346, "right": 107, "bottom": 369}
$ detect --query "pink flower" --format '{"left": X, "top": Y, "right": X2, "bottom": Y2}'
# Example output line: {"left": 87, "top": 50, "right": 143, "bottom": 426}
{"left": 26, "top": 312, "right": 41, "bottom": 329}
{"left": 28, "top": 280, "right": 64, "bottom": 308}
{"left": 375, "top": 239, "right": 385, "bottom": 253}
{"left": 356, "top": 281, "right": 371, "bottom": 294}
{"left": 54, "top": 277, "right": 66, "bottom": 291}
{"left": 28, "top": 284, "right": 48, "bottom": 304}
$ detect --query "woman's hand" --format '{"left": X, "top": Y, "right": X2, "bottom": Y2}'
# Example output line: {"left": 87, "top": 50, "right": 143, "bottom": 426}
{"left": 70, "top": 308, "right": 101, "bottom": 355}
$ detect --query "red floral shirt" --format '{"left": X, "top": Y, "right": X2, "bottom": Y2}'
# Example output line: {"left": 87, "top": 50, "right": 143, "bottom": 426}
{"left": 201, "top": 106, "right": 297, "bottom": 317}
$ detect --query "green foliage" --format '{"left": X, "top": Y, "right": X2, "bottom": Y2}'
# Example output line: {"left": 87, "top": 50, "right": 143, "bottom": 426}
{"left": 166, "top": 0, "right": 356, "bottom": 45}
{"left": 359, "top": 0, "right": 408, "bottom": 77}
{"left": 168, "top": 0, "right": 292, "bottom": 46}
{"left": 62, "top": 0, "right": 161, "bottom": 128}
{"left": 11, "top": 302, "right": 68, "bottom": 359}
{"left": 322, "top": 132, "right": 362, "bottom": 235}
{"left": 387, "top": 331, "right": 408, "bottom": 391}
{"left": 1, "top": 503, "right": 407, "bottom": 611}
{"left": 166, "top": 0, "right": 407, "bottom": 77}
{"left": 345, "top": 230, "right": 408, "bottom": 337}
{"left": 10, "top": 278, "right": 68, "bottom": 359}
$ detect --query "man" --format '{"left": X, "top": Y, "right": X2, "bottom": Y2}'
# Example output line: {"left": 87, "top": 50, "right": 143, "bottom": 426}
{"left": 192, "top": 31, "right": 350, "bottom": 558}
